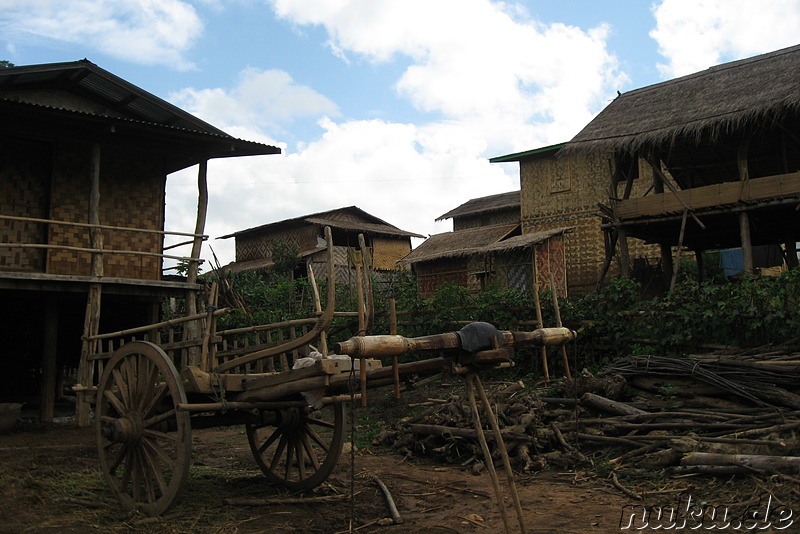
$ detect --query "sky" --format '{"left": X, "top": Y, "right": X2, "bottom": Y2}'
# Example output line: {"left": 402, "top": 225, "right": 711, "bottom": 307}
{"left": 2, "top": 0, "right": 800, "bottom": 270}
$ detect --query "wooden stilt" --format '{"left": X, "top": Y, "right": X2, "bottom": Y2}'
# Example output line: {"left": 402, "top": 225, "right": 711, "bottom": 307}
{"left": 531, "top": 248, "right": 549, "bottom": 381}
{"left": 549, "top": 277, "right": 572, "bottom": 380}
{"left": 737, "top": 136, "right": 754, "bottom": 275}
{"left": 669, "top": 209, "right": 689, "bottom": 292}
{"left": 41, "top": 297, "right": 58, "bottom": 423}
{"left": 76, "top": 143, "right": 103, "bottom": 427}
{"left": 186, "top": 160, "right": 209, "bottom": 365}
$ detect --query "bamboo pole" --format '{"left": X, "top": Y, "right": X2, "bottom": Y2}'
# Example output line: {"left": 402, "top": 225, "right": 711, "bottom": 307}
{"left": 669, "top": 208, "right": 689, "bottom": 292}
{"left": 738, "top": 136, "right": 754, "bottom": 275}
{"left": 307, "top": 261, "right": 328, "bottom": 355}
{"left": 472, "top": 373, "right": 527, "bottom": 534}
{"left": 185, "top": 160, "right": 208, "bottom": 366}
{"left": 465, "top": 373, "right": 513, "bottom": 534}
{"left": 389, "top": 298, "right": 400, "bottom": 399}
{"left": 549, "top": 277, "right": 572, "bottom": 380}
{"left": 531, "top": 248, "right": 549, "bottom": 381}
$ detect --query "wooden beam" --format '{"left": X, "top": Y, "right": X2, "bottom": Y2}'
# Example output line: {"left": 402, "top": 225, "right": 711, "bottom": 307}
{"left": 186, "top": 160, "right": 208, "bottom": 365}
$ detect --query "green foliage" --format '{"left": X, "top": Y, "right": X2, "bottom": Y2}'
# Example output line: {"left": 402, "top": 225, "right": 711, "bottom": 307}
{"left": 270, "top": 240, "right": 300, "bottom": 275}
{"left": 0, "top": 60, "right": 14, "bottom": 68}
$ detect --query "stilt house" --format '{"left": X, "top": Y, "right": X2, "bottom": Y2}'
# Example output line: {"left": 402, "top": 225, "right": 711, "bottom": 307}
{"left": 560, "top": 43, "right": 800, "bottom": 286}
{"left": 0, "top": 60, "right": 279, "bottom": 422}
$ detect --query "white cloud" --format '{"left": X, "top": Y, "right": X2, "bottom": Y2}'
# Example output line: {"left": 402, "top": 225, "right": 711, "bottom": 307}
{"left": 650, "top": 0, "right": 800, "bottom": 78}
{"left": 169, "top": 68, "right": 340, "bottom": 138}
{"left": 0, "top": 0, "right": 202, "bottom": 70}
{"left": 268, "top": 0, "right": 625, "bottom": 153}
{"left": 166, "top": 0, "right": 628, "bottom": 267}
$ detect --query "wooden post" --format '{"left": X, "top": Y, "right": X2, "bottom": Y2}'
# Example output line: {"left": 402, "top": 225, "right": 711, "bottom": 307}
{"left": 41, "top": 297, "right": 58, "bottom": 423}
{"left": 389, "top": 298, "right": 400, "bottom": 399}
{"left": 76, "top": 142, "right": 103, "bottom": 427}
{"left": 186, "top": 160, "right": 208, "bottom": 365}
{"left": 659, "top": 242, "right": 673, "bottom": 289}
{"left": 738, "top": 137, "right": 754, "bottom": 275}
{"left": 669, "top": 208, "right": 689, "bottom": 292}
{"left": 549, "top": 277, "right": 571, "bottom": 380}
{"left": 531, "top": 248, "right": 549, "bottom": 381}
{"left": 695, "top": 250, "right": 705, "bottom": 284}
{"left": 785, "top": 239, "right": 799, "bottom": 269}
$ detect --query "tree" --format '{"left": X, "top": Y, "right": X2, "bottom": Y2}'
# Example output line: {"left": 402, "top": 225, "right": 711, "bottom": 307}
{"left": 0, "top": 60, "right": 15, "bottom": 68}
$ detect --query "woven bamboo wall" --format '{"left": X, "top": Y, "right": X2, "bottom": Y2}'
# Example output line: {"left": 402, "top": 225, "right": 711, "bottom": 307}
{"left": 0, "top": 137, "right": 49, "bottom": 271}
{"left": 46, "top": 142, "right": 164, "bottom": 280}
{"left": 235, "top": 225, "right": 319, "bottom": 263}
{"left": 521, "top": 151, "right": 660, "bottom": 294}
{"left": 453, "top": 208, "right": 519, "bottom": 231}
{"left": 371, "top": 236, "right": 411, "bottom": 270}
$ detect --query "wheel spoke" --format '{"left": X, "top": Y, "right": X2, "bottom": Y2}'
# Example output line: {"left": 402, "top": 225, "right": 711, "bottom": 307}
{"left": 270, "top": 434, "right": 288, "bottom": 472}
{"left": 257, "top": 427, "right": 283, "bottom": 454}
{"left": 284, "top": 438, "right": 294, "bottom": 480}
{"left": 144, "top": 408, "right": 176, "bottom": 429}
{"left": 141, "top": 383, "right": 169, "bottom": 420}
{"left": 131, "top": 450, "right": 143, "bottom": 503}
{"left": 111, "top": 369, "right": 132, "bottom": 411}
{"left": 140, "top": 440, "right": 169, "bottom": 497}
{"left": 306, "top": 426, "right": 330, "bottom": 453}
{"left": 103, "top": 389, "right": 127, "bottom": 416}
{"left": 136, "top": 355, "right": 157, "bottom": 413}
{"left": 108, "top": 442, "right": 131, "bottom": 472}
{"left": 306, "top": 415, "right": 336, "bottom": 430}
{"left": 143, "top": 428, "right": 177, "bottom": 442}
{"left": 300, "top": 431, "right": 321, "bottom": 471}
{"left": 142, "top": 436, "right": 176, "bottom": 470}
{"left": 295, "top": 440, "right": 306, "bottom": 480}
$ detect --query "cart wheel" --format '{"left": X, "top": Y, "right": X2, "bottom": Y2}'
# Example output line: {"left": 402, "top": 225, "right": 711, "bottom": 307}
{"left": 246, "top": 402, "right": 345, "bottom": 491}
{"left": 95, "top": 341, "right": 191, "bottom": 516}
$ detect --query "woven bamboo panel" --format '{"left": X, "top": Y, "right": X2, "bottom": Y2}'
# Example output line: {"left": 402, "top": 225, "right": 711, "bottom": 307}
{"left": 415, "top": 257, "right": 470, "bottom": 294}
{"left": 534, "top": 234, "right": 567, "bottom": 297}
{"left": 453, "top": 209, "right": 519, "bottom": 231}
{"left": 45, "top": 145, "right": 165, "bottom": 279}
{"left": 520, "top": 151, "right": 661, "bottom": 294}
{"left": 0, "top": 139, "right": 49, "bottom": 271}
{"left": 371, "top": 236, "right": 410, "bottom": 270}
{"left": 236, "top": 225, "right": 318, "bottom": 263}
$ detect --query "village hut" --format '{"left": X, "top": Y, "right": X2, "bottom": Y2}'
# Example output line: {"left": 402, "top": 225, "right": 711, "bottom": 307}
{"left": 560, "top": 43, "right": 800, "bottom": 287}
{"left": 0, "top": 60, "right": 279, "bottom": 423}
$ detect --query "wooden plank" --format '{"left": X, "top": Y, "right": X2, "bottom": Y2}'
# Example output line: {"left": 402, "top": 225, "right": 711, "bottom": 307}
{"left": 243, "top": 358, "right": 381, "bottom": 391}
{"left": 615, "top": 171, "right": 800, "bottom": 218}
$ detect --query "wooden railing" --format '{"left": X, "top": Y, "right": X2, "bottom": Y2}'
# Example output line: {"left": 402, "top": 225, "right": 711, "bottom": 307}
{"left": 0, "top": 213, "right": 206, "bottom": 274}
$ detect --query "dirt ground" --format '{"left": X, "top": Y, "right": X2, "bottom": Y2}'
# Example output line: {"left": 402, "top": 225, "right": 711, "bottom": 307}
{"left": 0, "top": 413, "right": 636, "bottom": 534}
{"left": 2, "top": 387, "right": 797, "bottom": 534}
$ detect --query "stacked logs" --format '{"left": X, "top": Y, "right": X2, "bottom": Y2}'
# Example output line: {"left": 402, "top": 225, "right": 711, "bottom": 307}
{"left": 375, "top": 347, "right": 800, "bottom": 477}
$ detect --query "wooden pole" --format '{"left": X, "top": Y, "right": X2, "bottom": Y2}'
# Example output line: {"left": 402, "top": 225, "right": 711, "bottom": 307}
{"left": 549, "top": 277, "right": 572, "bottom": 380}
{"left": 389, "top": 298, "right": 400, "bottom": 399}
{"left": 669, "top": 208, "right": 689, "bottom": 292}
{"left": 465, "top": 373, "right": 513, "bottom": 534}
{"left": 737, "top": 137, "right": 754, "bottom": 275}
{"left": 307, "top": 261, "right": 328, "bottom": 355}
{"left": 76, "top": 142, "right": 103, "bottom": 427}
{"left": 531, "top": 248, "right": 549, "bottom": 381}
{"left": 186, "top": 160, "right": 208, "bottom": 365}
{"left": 41, "top": 297, "right": 58, "bottom": 423}
{"left": 472, "top": 373, "right": 528, "bottom": 534}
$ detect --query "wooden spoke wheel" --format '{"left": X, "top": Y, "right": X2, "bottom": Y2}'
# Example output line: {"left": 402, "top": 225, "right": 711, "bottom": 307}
{"left": 246, "top": 402, "right": 345, "bottom": 491}
{"left": 95, "top": 341, "right": 191, "bottom": 516}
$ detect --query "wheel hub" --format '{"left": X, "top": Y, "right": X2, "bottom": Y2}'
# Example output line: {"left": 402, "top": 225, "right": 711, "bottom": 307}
{"left": 101, "top": 416, "right": 144, "bottom": 443}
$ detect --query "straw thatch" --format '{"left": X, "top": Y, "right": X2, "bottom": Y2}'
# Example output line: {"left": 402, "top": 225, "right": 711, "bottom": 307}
{"left": 400, "top": 224, "right": 571, "bottom": 265}
{"left": 562, "top": 44, "right": 800, "bottom": 155}
{"left": 435, "top": 191, "right": 520, "bottom": 221}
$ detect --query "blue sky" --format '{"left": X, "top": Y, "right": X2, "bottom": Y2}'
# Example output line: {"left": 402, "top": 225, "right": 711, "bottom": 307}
{"left": 3, "top": 0, "right": 800, "bottom": 268}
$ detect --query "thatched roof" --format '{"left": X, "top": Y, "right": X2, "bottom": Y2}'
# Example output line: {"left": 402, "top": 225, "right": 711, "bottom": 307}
{"left": 436, "top": 191, "right": 519, "bottom": 221}
{"left": 562, "top": 44, "right": 800, "bottom": 155}
{"left": 219, "top": 206, "right": 423, "bottom": 240}
{"left": 400, "top": 224, "right": 571, "bottom": 264}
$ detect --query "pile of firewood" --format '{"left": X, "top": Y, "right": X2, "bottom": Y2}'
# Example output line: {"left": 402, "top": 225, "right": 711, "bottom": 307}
{"left": 374, "top": 344, "right": 800, "bottom": 478}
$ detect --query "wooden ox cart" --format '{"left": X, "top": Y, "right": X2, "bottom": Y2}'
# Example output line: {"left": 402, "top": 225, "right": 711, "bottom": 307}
{"left": 86, "top": 228, "right": 576, "bottom": 515}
